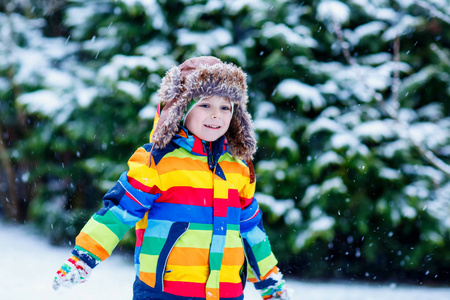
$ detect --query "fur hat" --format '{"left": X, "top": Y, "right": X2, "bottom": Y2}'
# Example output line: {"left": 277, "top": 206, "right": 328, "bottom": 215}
{"left": 151, "top": 56, "right": 257, "bottom": 160}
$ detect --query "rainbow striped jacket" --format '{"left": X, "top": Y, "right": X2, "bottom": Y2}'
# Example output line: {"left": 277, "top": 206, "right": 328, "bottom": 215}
{"left": 72, "top": 127, "right": 278, "bottom": 299}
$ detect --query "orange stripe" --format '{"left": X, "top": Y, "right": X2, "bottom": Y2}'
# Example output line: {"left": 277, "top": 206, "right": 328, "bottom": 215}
{"left": 75, "top": 232, "right": 109, "bottom": 261}
{"left": 128, "top": 147, "right": 150, "bottom": 165}
{"left": 248, "top": 266, "right": 279, "bottom": 282}
{"left": 167, "top": 247, "right": 209, "bottom": 266}
{"left": 219, "top": 160, "right": 248, "bottom": 176}
{"left": 205, "top": 287, "right": 219, "bottom": 300}
{"left": 261, "top": 266, "right": 278, "bottom": 280}
{"left": 139, "top": 271, "right": 156, "bottom": 288}
{"left": 222, "top": 248, "right": 245, "bottom": 265}
{"left": 158, "top": 156, "right": 208, "bottom": 174}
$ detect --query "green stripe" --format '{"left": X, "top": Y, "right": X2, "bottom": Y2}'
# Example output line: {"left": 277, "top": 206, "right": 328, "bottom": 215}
{"left": 176, "top": 230, "right": 212, "bottom": 248}
{"left": 218, "top": 153, "right": 245, "bottom": 165}
{"left": 141, "top": 237, "right": 166, "bottom": 255}
{"left": 74, "top": 245, "right": 101, "bottom": 261}
{"left": 164, "top": 148, "right": 208, "bottom": 161}
{"left": 189, "top": 223, "right": 213, "bottom": 230}
{"left": 209, "top": 252, "right": 223, "bottom": 270}
{"left": 251, "top": 240, "right": 273, "bottom": 262}
{"left": 227, "top": 224, "right": 239, "bottom": 231}
{"left": 93, "top": 210, "right": 131, "bottom": 239}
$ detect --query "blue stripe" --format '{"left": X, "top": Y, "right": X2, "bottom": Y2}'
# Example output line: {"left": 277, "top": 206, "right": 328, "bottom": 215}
{"left": 148, "top": 203, "right": 213, "bottom": 223}
{"left": 144, "top": 219, "right": 174, "bottom": 238}
{"left": 109, "top": 206, "right": 142, "bottom": 226}
{"left": 240, "top": 198, "right": 261, "bottom": 233}
{"left": 210, "top": 234, "right": 226, "bottom": 253}
{"left": 226, "top": 207, "right": 240, "bottom": 225}
{"left": 213, "top": 216, "right": 227, "bottom": 235}
{"left": 134, "top": 246, "right": 142, "bottom": 264}
{"left": 241, "top": 226, "right": 267, "bottom": 247}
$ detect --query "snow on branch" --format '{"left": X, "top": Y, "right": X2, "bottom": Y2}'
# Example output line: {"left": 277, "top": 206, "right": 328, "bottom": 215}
{"left": 329, "top": 16, "right": 450, "bottom": 177}
{"left": 415, "top": 0, "right": 450, "bottom": 25}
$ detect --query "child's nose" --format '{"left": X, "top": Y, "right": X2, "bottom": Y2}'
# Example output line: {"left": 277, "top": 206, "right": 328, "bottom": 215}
{"left": 211, "top": 108, "right": 221, "bottom": 118}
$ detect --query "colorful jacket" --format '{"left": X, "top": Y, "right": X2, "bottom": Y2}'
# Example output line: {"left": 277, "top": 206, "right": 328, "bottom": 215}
{"left": 72, "top": 127, "right": 278, "bottom": 300}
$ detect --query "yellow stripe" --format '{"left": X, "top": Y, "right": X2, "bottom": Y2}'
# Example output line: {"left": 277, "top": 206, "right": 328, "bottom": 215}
{"left": 81, "top": 218, "right": 119, "bottom": 255}
{"left": 220, "top": 265, "right": 243, "bottom": 283}
{"left": 136, "top": 212, "right": 148, "bottom": 230}
{"left": 223, "top": 173, "right": 246, "bottom": 190}
{"left": 139, "top": 253, "right": 158, "bottom": 273}
{"left": 213, "top": 179, "right": 228, "bottom": 199}
{"left": 164, "top": 265, "right": 209, "bottom": 283}
{"left": 159, "top": 170, "right": 213, "bottom": 190}
{"left": 127, "top": 163, "right": 160, "bottom": 187}
{"left": 240, "top": 179, "right": 256, "bottom": 199}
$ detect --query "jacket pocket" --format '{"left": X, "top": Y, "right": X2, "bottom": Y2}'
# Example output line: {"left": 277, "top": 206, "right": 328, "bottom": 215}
{"left": 154, "top": 221, "right": 189, "bottom": 292}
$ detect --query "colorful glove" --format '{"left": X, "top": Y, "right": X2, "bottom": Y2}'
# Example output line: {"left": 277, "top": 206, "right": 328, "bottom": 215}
{"left": 255, "top": 269, "right": 293, "bottom": 300}
{"left": 53, "top": 255, "right": 92, "bottom": 290}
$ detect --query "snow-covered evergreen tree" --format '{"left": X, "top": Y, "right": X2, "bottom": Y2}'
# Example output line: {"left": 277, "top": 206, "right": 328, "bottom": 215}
{"left": 1, "top": 0, "right": 449, "bottom": 282}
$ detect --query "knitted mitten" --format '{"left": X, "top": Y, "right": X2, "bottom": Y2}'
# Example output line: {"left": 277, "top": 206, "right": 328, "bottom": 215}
{"left": 255, "top": 270, "right": 292, "bottom": 300}
{"left": 53, "top": 255, "right": 92, "bottom": 290}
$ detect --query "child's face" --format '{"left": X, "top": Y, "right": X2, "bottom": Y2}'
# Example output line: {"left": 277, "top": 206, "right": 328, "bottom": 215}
{"left": 184, "top": 95, "right": 233, "bottom": 142}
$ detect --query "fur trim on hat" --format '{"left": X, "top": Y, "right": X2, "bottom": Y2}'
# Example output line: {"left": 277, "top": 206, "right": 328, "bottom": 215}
{"left": 152, "top": 56, "right": 257, "bottom": 160}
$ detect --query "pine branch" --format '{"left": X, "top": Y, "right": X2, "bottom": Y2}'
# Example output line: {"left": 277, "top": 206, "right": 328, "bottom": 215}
{"left": 415, "top": 0, "right": 450, "bottom": 25}
{"left": 331, "top": 21, "right": 450, "bottom": 177}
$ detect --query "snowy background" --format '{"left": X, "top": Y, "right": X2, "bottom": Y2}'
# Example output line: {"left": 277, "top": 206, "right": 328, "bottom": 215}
{"left": 1, "top": 0, "right": 450, "bottom": 297}
{"left": 1, "top": 222, "right": 449, "bottom": 300}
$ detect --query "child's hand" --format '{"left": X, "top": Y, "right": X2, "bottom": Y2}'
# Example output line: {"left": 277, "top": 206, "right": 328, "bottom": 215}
{"left": 255, "top": 270, "right": 293, "bottom": 299}
{"left": 53, "top": 255, "right": 92, "bottom": 290}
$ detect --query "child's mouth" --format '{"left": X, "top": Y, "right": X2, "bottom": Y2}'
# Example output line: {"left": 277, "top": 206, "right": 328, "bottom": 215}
{"left": 204, "top": 124, "right": 221, "bottom": 129}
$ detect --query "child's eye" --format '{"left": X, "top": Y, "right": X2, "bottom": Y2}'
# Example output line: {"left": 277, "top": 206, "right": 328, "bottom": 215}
{"left": 221, "top": 106, "right": 231, "bottom": 111}
{"left": 199, "top": 104, "right": 210, "bottom": 108}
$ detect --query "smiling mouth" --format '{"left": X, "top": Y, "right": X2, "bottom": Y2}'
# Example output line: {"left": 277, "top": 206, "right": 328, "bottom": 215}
{"left": 204, "top": 124, "right": 221, "bottom": 129}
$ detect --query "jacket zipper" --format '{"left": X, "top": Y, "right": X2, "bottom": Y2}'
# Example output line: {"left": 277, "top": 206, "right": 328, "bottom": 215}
{"left": 204, "top": 143, "right": 214, "bottom": 171}
{"left": 161, "top": 223, "right": 190, "bottom": 291}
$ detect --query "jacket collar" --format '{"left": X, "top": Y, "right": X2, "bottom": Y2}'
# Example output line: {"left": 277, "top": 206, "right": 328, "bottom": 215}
{"left": 172, "top": 126, "right": 227, "bottom": 157}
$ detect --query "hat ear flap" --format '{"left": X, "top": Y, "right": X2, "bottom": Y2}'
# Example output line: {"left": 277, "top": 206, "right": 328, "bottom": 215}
{"left": 152, "top": 66, "right": 185, "bottom": 148}
{"left": 158, "top": 66, "right": 183, "bottom": 106}
{"left": 226, "top": 105, "right": 257, "bottom": 160}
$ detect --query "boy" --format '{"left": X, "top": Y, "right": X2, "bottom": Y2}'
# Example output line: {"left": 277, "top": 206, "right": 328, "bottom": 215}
{"left": 53, "top": 56, "right": 291, "bottom": 299}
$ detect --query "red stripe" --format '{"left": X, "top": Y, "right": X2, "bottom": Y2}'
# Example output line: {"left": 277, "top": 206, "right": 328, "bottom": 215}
{"left": 158, "top": 187, "right": 213, "bottom": 206}
{"left": 127, "top": 175, "right": 161, "bottom": 194}
{"left": 220, "top": 281, "right": 244, "bottom": 298}
{"left": 214, "top": 197, "right": 228, "bottom": 217}
{"left": 135, "top": 229, "right": 145, "bottom": 247}
{"left": 240, "top": 196, "right": 253, "bottom": 208}
{"left": 158, "top": 187, "right": 241, "bottom": 210}
{"left": 192, "top": 136, "right": 207, "bottom": 155}
{"left": 163, "top": 280, "right": 205, "bottom": 297}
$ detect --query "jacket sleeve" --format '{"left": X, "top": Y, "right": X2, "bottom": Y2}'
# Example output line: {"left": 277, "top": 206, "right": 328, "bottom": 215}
{"left": 72, "top": 145, "right": 161, "bottom": 268}
{"left": 239, "top": 170, "right": 278, "bottom": 283}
